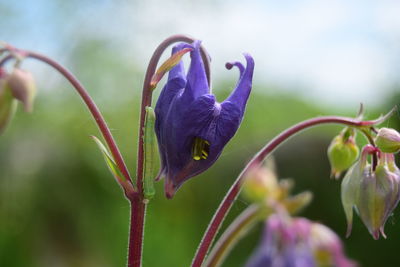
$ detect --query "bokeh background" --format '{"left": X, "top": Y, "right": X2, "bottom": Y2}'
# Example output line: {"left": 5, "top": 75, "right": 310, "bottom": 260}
{"left": 1, "top": 0, "right": 400, "bottom": 266}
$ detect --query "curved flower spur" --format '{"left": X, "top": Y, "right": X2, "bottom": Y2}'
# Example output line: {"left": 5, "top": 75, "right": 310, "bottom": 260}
{"left": 154, "top": 40, "right": 255, "bottom": 198}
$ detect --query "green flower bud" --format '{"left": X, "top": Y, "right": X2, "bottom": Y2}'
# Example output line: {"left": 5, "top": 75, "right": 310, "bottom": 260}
{"left": 241, "top": 162, "right": 280, "bottom": 203}
{"left": 341, "top": 145, "right": 400, "bottom": 239}
{"left": 242, "top": 161, "right": 313, "bottom": 213}
{"left": 375, "top": 127, "right": 400, "bottom": 153}
{"left": 7, "top": 68, "right": 36, "bottom": 112}
{"left": 0, "top": 71, "right": 17, "bottom": 134}
{"left": 327, "top": 128, "right": 359, "bottom": 179}
{"left": 357, "top": 153, "right": 400, "bottom": 239}
{"left": 341, "top": 152, "right": 368, "bottom": 237}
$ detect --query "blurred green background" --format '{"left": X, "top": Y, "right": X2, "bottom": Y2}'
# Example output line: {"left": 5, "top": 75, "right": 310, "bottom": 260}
{"left": 1, "top": 0, "right": 400, "bottom": 266}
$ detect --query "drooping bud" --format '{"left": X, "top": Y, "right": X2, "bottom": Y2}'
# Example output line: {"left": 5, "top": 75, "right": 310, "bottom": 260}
{"left": 341, "top": 148, "right": 370, "bottom": 237}
{"left": 375, "top": 127, "right": 400, "bottom": 153}
{"left": 0, "top": 70, "right": 17, "bottom": 134}
{"left": 341, "top": 145, "right": 400, "bottom": 239}
{"left": 356, "top": 153, "right": 400, "bottom": 239}
{"left": 6, "top": 68, "right": 36, "bottom": 112}
{"left": 328, "top": 127, "right": 359, "bottom": 179}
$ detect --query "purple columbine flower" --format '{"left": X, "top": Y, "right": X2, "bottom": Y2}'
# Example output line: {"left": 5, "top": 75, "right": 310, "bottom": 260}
{"left": 154, "top": 40, "right": 254, "bottom": 198}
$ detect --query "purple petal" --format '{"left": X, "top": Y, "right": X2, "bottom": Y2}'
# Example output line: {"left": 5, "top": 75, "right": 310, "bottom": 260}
{"left": 225, "top": 53, "right": 255, "bottom": 112}
{"left": 181, "top": 40, "right": 209, "bottom": 102}
{"left": 162, "top": 94, "right": 244, "bottom": 197}
{"left": 155, "top": 43, "right": 190, "bottom": 178}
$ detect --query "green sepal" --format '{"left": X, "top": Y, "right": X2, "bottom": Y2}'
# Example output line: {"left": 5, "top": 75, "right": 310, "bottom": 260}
{"left": 91, "top": 135, "right": 125, "bottom": 182}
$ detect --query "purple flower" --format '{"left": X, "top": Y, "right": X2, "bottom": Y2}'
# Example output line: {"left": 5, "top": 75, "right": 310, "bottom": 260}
{"left": 246, "top": 215, "right": 356, "bottom": 267}
{"left": 155, "top": 41, "right": 254, "bottom": 198}
{"left": 246, "top": 215, "right": 316, "bottom": 267}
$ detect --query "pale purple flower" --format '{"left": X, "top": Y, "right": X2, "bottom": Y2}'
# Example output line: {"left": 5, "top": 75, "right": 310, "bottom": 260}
{"left": 246, "top": 215, "right": 356, "bottom": 267}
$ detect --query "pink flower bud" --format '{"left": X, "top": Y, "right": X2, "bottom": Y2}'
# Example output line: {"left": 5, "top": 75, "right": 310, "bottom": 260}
{"left": 0, "top": 71, "right": 17, "bottom": 134}
{"left": 7, "top": 68, "right": 36, "bottom": 112}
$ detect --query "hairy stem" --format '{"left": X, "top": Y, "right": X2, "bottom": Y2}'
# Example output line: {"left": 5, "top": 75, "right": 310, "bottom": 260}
{"left": 204, "top": 204, "right": 265, "bottom": 267}
{"left": 192, "top": 115, "right": 384, "bottom": 267}
{"left": 128, "top": 196, "right": 146, "bottom": 267}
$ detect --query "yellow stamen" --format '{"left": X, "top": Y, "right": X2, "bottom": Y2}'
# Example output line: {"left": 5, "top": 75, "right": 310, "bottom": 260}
{"left": 192, "top": 137, "right": 210, "bottom": 160}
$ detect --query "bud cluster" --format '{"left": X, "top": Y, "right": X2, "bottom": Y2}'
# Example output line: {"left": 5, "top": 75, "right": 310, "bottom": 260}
{"left": 341, "top": 145, "right": 400, "bottom": 239}
{"left": 326, "top": 124, "right": 400, "bottom": 239}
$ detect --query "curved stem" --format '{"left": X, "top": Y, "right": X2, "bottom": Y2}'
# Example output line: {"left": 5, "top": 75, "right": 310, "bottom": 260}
{"left": 0, "top": 48, "right": 134, "bottom": 194}
{"left": 127, "top": 35, "right": 211, "bottom": 267}
{"left": 0, "top": 54, "right": 13, "bottom": 66}
{"left": 191, "top": 115, "right": 382, "bottom": 267}
{"left": 33, "top": 53, "right": 133, "bottom": 184}
{"left": 204, "top": 204, "right": 265, "bottom": 267}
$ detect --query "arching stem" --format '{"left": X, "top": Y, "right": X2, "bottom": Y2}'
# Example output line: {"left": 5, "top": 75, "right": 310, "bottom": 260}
{"left": 191, "top": 115, "right": 388, "bottom": 267}
{"left": 204, "top": 204, "right": 266, "bottom": 267}
{"left": 0, "top": 48, "right": 134, "bottom": 195}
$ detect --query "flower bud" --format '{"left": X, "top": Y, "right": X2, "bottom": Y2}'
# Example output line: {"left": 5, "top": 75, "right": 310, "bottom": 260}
{"left": 357, "top": 153, "right": 400, "bottom": 239}
{"left": 241, "top": 161, "right": 280, "bottom": 203}
{"left": 6, "top": 68, "right": 36, "bottom": 112}
{"left": 327, "top": 128, "right": 359, "bottom": 179}
{"left": 341, "top": 153, "right": 369, "bottom": 237}
{"left": 241, "top": 161, "right": 313, "bottom": 213}
{"left": 375, "top": 127, "right": 400, "bottom": 153}
{"left": 341, "top": 145, "right": 400, "bottom": 239}
{"left": 0, "top": 71, "right": 17, "bottom": 134}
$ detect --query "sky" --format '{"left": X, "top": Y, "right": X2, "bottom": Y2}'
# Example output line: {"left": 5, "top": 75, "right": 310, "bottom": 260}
{"left": 2, "top": 0, "right": 400, "bottom": 108}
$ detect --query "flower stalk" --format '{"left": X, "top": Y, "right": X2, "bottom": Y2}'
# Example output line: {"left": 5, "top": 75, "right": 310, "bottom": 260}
{"left": 204, "top": 204, "right": 266, "bottom": 267}
{"left": 0, "top": 46, "right": 134, "bottom": 194}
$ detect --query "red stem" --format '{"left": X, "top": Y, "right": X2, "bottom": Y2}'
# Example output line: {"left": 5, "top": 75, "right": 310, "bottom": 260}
{"left": 127, "top": 195, "right": 146, "bottom": 267}
{"left": 128, "top": 34, "right": 211, "bottom": 267}
{"left": 191, "top": 116, "right": 380, "bottom": 267}
{"left": 0, "top": 49, "right": 134, "bottom": 193}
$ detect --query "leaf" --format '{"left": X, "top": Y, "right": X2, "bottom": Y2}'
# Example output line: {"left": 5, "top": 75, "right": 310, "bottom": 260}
{"left": 91, "top": 135, "right": 125, "bottom": 182}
